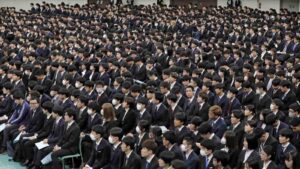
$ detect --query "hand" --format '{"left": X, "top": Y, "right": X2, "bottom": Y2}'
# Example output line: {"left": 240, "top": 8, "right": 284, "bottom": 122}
{"left": 43, "top": 139, "right": 48, "bottom": 144}
{"left": 80, "top": 132, "right": 85, "bottom": 138}
{"left": 53, "top": 145, "right": 61, "bottom": 152}
{"left": 29, "top": 136, "right": 35, "bottom": 140}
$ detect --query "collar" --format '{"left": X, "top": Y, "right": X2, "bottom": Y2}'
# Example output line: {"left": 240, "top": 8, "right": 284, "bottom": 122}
{"left": 114, "top": 142, "right": 121, "bottom": 149}
{"left": 146, "top": 154, "right": 155, "bottom": 163}
{"left": 209, "top": 133, "right": 215, "bottom": 140}
{"left": 284, "top": 89, "right": 290, "bottom": 96}
{"left": 56, "top": 117, "right": 62, "bottom": 123}
{"left": 263, "top": 160, "right": 271, "bottom": 168}
{"left": 91, "top": 113, "right": 96, "bottom": 119}
{"left": 177, "top": 125, "right": 184, "bottom": 132}
{"left": 96, "top": 138, "right": 102, "bottom": 146}
{"left": 233, "top": 122, "right": 240, "bottom": 129}
{"left": 115, "top": 104, "right": 121, "bottom": 109}
{"left": 126, "top": 150, "right": 133, "bottom": 158}
{"left": 67, "top": 120, "right": 74, "bottom": 127}
{"left": 214, "top": 117, "right": 220, "bottom": 124}
{"left": 276, "top": 121, "right": 281, "bottom": 129}
{"left": 63, "top": 98, "right": 68, "bottom": 103}
{"left": 282, "top": 142, "right": 290, "bottom": 149}
{"left": 168, "top": 144, "right": 175, "bottom": 151}
{"left": 139, "top": 109, "right": 146, "bottom": 115}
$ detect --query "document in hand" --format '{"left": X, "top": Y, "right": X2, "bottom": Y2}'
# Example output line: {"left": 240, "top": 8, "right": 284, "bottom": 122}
{"left": 41, "top": 152, "right": 52, "bottom": 165}
{"left": 35, "top": 141, "right": 49, "bottom": 150}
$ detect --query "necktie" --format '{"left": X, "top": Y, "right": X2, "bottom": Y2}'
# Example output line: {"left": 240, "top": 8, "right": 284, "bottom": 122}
{"left": 145, "top": 162, "right": 149, "bottom": 169}
{"left": 205, "top": 157, "right": 209, "bottom": 169}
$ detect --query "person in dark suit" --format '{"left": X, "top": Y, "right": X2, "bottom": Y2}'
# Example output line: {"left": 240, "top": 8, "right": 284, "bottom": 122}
{"left": 255, "top": 82, "right": 272, "bottom": 114}
{"left": 166, "top": 93, "right": 182, "bottom": 129}
{"left": 173, "top": 113, "right": 191, "bottom": 145}
{"left": 32, "top": 105, "right": 65, "bottom": 168}
{"left": 293, "top": 73, "right": 300, "bottom": 102}
{"left": 75, "top": 95, "right": 89, "bottom": 131}
{"left": 136, "top": 97, "right": 152, "bottom": 124}
{"left": 183, "top": 86, "right": 198, "bottom": 119}
{"left": 213, "top": 150, "right": 231, "bottom": 169}
{"left": 135, "top": 120, "right": 150, "bottom": 155}
{"left": 162, "top": 131, "right": 184, "bottom": 160}
{"left": 83, "top": 125, "right": 111, "bottom": 169}
{"left": 151, "top": 92, "right": 170, "bottom": 128}
{"left": 98, "top": 63, "right": 110, "bottom": 86}
{"left": 133, "top": 57, "right": 147, "bottom": 82}
{"left": 199, "top": 139, "right": 214, "bottom": 169}
{"left": 198, "top": 122, "right": 222, "bottom": 150}
{"left": 265, "top": 113, "right": 289, "bottom": 139}
{"left": 0, "top": 82, "right": 15, "bottom": 120}
{"left": 201, "top": 81, "right": 215, "bottom": 106}
{"left": 275, "top": 128, "right": 297, "bottom": 169}
{"left": 17, "top": 101, "right": 55, "bottom": 167}
{"left": 270, "top": 99, "right": 286, "bottom": 122}
{"left": 120, "top": 136, "right": 142, "bottom": 169}
{"left": 193, "top": 92, "right": 210, "bottom": 122}
{"left": 260, "top": 145, "right": 278, "bottom": 169}
{"left": 208, "top": 105, "right": 227, "bottom": 139}
{"left": 12, "top": 70, "right": 26, "bottom": 95}
{"left": 241, "top": 81, "right": 256, "bottom": 106}
{"left": 108, "top": 127, "right": 124, "bottom": 169}
{"left": 101, "top": 103, "right": 119, "bottom": 139}
{"left": 235, "top": 134, "right": 260, "bottom": 169}
{"left": 256, "top": 128, "right": 278, "bottom": 161}
{"left": 81, "top": 101, "right": 102, "bottom": 163}
{"left": 140, "top": 139, "right": 159, "bottom": 169}
{"left": 268, "top": 78, "right": 283, "bottom": 99}
{"left": 49, "top": 108, "right": 80, "bottom": 169}
{"left": 88, "top": 63, "right": 99, "bottom": 82}
{"left": 119, "top": 97, "right": 136, "bottom": 135}
{"left": 112, "top": 93, "right": 125, "bottom": 120}
{"left": 280, "top": 80, "right": 297, "bottom": 112}
{"left": 180, "top": 137, "right": 199, "bottom": 169}
{"left": 58, "top": 88, "right": 74, "bottom": 111}
{"left": 213, "top": 83, "right": 229, "bottom": 117}
{"left": 225, "top": 87, "right": 242, "bottom": 123}
{"left": 228, "top": 110, "right": 245, "bottom": 149}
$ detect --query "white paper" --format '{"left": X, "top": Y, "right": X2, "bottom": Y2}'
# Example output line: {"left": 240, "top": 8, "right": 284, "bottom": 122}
{"left": 35, "top": 141, "right": 49, "bottom": 150}
{"left": 13, "top": 132, "right": 22, "bottom": 144}
{"left": 41, "top": 152, "right": 52, "bottom": 165}
{"left": 0, "top": 123, "right": 6, "bottom": 132}
{"left": 23, "top": 137, "right": 31, "bottom": 140}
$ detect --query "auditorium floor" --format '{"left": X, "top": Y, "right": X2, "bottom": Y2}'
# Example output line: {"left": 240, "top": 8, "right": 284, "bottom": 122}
{"left": 0, "top": 153, "right": 25, "bottom": 169}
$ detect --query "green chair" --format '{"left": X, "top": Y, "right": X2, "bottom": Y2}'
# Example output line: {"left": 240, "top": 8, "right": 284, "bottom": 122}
{"left": 58, "top": 139, "right": 83, "bottom": 169}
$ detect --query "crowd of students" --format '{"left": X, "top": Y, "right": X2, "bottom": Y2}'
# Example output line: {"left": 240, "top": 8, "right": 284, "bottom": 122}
{"left": 0, "top": 2, "right": 300, "bottom": 169}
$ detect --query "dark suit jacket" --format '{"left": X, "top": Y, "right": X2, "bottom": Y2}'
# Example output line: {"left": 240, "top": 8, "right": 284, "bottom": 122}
{"left": 87, "top": 138, "right": 111, "bottom": 169}
{"left": 110, "top": 143, "right": 123, "bottom": 169}
{"left": 133, "top": 64, "right": 147, "bottom": 82}
{"left": 276, "top": 143, "right": 297, "bottom": 168}
{"left": 194, "top": 102, "right": 210, "bottom": 122}
{"left": 0, "top": 94, "right": 14, "bottom": 117}
{"left": 211, "top": 118, "right": 227, "bottom": 138}
{"left": 226, "top": 98, "right": 241, "bottom": 117}
{"left": 259, "top": 135, "right": 278, "bottom": 160}
{"left": 14, "top": 80, "right": 26, "bottom": 96}
{"left": 174, "top": 126, "right": 191, "bottom": 145}
{"left": 84, "top": 113, "right": 102, "bottom": 133}
{"left": 236, "top": 150, "right": 260, "bottom": 169}
{"left": 268, "top": 88, "right": 283, "bottom": 99}
{"left": 228, "top": 122, "right": 244, "bottom": 150}
{"left": 97, "top": 93, "right": 109, "bottom": 108}
{"left": 115, "top": 105, "right": 125, "bottom": 121}
{"left": 119, "top": 109, "right": 136, "bottom": 134}
{"left": 255, "top": 94, "right": 272, "bottom": 113}
{"left": 213, "top": 94, "right": 229, "bottom": 116}
{"left": 102, "top": 120, "right": 119, "bottom": 139}
{"left": 199, "top": 155, "right": 213, "bottom": 169}
{"left": 48, "top": 118, "right": 65, "bottom": 145}
{"left": 151, "top": 103, "right": 170, "bottom": 128}
{"left": 185, "top": 151, "right": 199, "bottom": 169}
{"left": 136, "top": 110, "right": 152, "bottom": 124}
{"left": 272, "top": 121, "right": 289, "bottom": 139}
{"left": 77, "top": 107, "right": 89, "bottom": 131}
{"left": 281, "top": 90, "right": 297, "bottom": 111}
{"left": 184, "top": 98, "right": 198, "bottom": 120}
{"left": 61, "top": 98, "right": 74, "bottom": 111}
{"left": 170, "top": 144, "right": 184, "bottom": 160}
{"left": 141, "top": 156, "right": 159, "bottom": 169}
{"left": 98, "top": 72, "right": 110, "bottom": 86}
{"left": 121, "top": 151, "right": 142, "bottom": 169}
{"left": 25, "top": 107, "right": 45, "bottom": 134}
{"left": 37, "top": 116, "right": 55, "bottom": 140}
{"left": 260, "top": 161, "right": 277, "bottom": 169}
{"left": 57, "top": 122, "right": 80, "bottom": 153}
{"left": 241, "top": 91, "right": 256, "bottom": 106}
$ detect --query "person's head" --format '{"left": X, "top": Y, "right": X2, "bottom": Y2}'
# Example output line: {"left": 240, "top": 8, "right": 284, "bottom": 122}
{"left": 174, "top": 112, "right": 186, "bottom": 128}
{"left": 244, "top": 120, "right": 257, "bottom": 134}
{"left": 136, "top": 120, "right": 150, "bottom": 135}
{"left": 270, "top": 99, "right": 282, "bottom": 111}
{"left": 243, "top": 133, "right": 258, "bottom": 150}
{"left": 163, "top": 131, "right": 176, "bottom": 147}
{"left": 213, "top": 150, "right": 229, "bottom": 168}
{"left": 102, "top": 103, "right": 115, "bottom": 121}
{"left": 141, "top": 139, "right": 157, "bottom": 158}
{"left": 255, "top": 128, "right": 270, "bottom": 143}
{"left": 29, "top": 96, "right": 40, "bottom": 110}
{"left": 244, "top": 105, "right": 255, "bottom": 117}
{"left": 197, "top": 92, "right": 208, "bottom": 104}
{"left": 181, "top": 137, "right": 194, "bottom": 153}
{"left": 214, "top": 83, "right": 224, "bottom": 96}
{"left": 198, "top": 122, "right": 213, "bottom": 139}
{"left": 77, "top": 95, "right": 89, "bottom": 109}
{"left": 109, "top": 127, "right": 123, "bottom": 145}
{"left": 260, "top": 145, "right": 273, "bottom": 162}
{"left": 279, "top": 128, "right": 293, "bottom": 144}
{"left": 87, "top": 101, "right": 99, "bottom": 115}
{"left": 130, "top": 84, "right": 141, "bottom": 98}
{"left": 112, "top": 93, "right": 124, "bottom": 106}
{"left": 188, "top": 116, "right": 203, "bottom": 132}
{"left": 154, "top": 92, "right": 164, "bottom": 104}
{"left": 208, "top": 105, "right": 222, "bottom": 120}
{"left": 41, "top": 101, "right": 53, "bottom": 115}
{"left": 226, "top": 87, "right": 238, "bottom": 100}
{"left": 289, "top": 103, "right": 300, "bottom": 118}
{"left": 265, "top": 113, "right": 280, "bottom": 128}
{"left": 280, "top": 80, "right": 291, "bottom": 93}
{"left": 52, "top": 105, "right": 63, "bottom": 119}
{"left": 230, "top": 109, "right": 243, "bottom": 125}
{"left": 149, "top": 126, "right": 162, "bottom": 140}
{"left": 136, "top": 97, "right": 148, "bottom": 111}
{"left": 185, "top": 86, "right": 194, "bottom": 98}
{"left": 222, "top": 131, "right": 236, "bottom": 149}
{"left": 64, "top": 108, "right": 77, "bottom": 123}
{"left": 171, "top": 159, "right": 187, "bottom": 169}
{"left": 159, "top": 81, "right": 170, "bottom": 94}
{"left": 121, "top": 136, "right": 136, "bottom": 153}
{"left": 90, "top": 125, "right": 105, "bottom": 141}
{"left": 2, "top": 82, "right": 13, "bottom": 95}
{"left": 13, "top": 90, "right": 25, "bottom": 105}
{"left": 122, "top": 96, "right": 135, "bottom": 109}
{"left": 158, "top": 151, "right": 175, "bottom": 168}
{"left": 200, "top": 139, "right": 214, "bottom": 157}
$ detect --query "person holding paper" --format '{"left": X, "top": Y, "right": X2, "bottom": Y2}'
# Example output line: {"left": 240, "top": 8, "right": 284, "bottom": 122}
{"left": 32, "top": 104, "right": 64, "bottom": 168}
{"left": 48, "top": 107, "right": 80, "bottom": 169}
{"left": 12, "top": 97, "right": 46, "bottom": 163}
{"left": 0, "top": 90, "right": 30, "bottom": 154}
{"left": 83, "top": 125, "right": 111, "bottom": 169}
